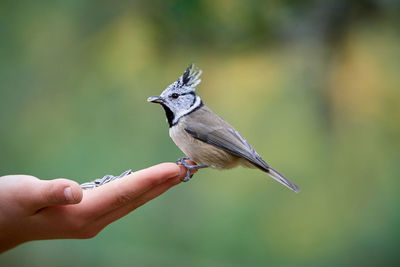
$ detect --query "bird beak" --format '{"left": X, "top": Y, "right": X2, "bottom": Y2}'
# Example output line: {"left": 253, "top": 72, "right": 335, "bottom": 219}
{"left": 147, "top": 96, "right": 164, "bottom": 103}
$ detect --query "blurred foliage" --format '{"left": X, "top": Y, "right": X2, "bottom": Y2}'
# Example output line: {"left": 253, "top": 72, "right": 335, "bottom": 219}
{"left": 1, "top": 0, "right": 400, "bottom": 266}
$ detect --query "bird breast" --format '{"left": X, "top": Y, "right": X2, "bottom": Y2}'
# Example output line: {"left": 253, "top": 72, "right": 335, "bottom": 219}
{"left": 169, "top": 121, "right": 242, "bottom": 169}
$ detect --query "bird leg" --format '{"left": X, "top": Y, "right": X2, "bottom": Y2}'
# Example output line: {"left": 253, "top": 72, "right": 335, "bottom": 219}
{"left": 176, "top": 157, "right": 208, "bottom": 182}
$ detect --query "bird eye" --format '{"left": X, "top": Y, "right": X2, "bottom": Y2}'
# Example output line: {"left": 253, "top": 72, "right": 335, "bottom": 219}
{"left": 171, "top": 93, "right": 179, "bottom": 99}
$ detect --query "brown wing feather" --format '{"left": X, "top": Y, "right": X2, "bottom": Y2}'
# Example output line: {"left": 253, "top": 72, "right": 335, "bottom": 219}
{"left": 183, "top": 106, "right": 269, "bottom": 170}
{"left": 183, "top": 105, "right": 300, "bottom": 193}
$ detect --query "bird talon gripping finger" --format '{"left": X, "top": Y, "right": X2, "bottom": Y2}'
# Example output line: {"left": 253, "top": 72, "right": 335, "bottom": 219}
{"left": 176, "top": 157, "right": 208, "bottom": 182}
{"left": 148, "top": 64, "right": 300, "bottom": 193}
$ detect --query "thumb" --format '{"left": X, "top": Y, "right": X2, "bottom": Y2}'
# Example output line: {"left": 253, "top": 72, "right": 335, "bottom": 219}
{"left": 31, "top": 178, "right": 83, "bottom": 209}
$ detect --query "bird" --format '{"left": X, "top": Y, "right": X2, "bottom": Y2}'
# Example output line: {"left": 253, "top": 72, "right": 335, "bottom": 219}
{"left": 147, "top": 64, "right": 299, "bottom": 193}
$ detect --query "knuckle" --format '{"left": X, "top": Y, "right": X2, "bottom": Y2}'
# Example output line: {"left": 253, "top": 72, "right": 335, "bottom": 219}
{"left": 44, "top": 183, "right": 64, "bottom": 204}
{"left": 146, "top": 175, "right": 162, "bottom": 186}
{"left": 42, "top": 183, "right": 57, "bottom": 201}
{"left": 111, "top": 192, "right": 136, "bottom": 208}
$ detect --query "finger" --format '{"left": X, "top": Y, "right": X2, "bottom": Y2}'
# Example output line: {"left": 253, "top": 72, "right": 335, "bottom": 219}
{"left": 81, "top": 163, "right": 186, "bottom": 216}
{"left": 27, "top": 177, "right": 179, "bottom": 240}
{"left": 26, "top": 179, "right": 83, "bottom": 211}
{"left": 26, "top": 164, "right": 190, "bottom": 240}
{"left": 92, "top": 174, "right": 182, "bottom": 229}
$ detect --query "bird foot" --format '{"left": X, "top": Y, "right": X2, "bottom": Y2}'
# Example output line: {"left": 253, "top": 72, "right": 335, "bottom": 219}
{"left": 176, "top": 157, "right": 208, "bottom": 182}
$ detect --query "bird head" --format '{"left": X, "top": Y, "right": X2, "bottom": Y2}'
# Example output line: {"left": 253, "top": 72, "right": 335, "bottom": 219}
{"left": 147, "top": 64, "right": 203, "bottom": 127}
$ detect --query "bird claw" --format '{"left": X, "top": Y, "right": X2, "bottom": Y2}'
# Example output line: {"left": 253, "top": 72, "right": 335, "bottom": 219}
{"left": 176, "top": 157, "right": 208, "bottom": 182}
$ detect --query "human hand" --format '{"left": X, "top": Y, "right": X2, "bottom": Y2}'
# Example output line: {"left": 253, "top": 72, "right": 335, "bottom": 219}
{"left": 0, "top": 163, "right": 190, "bottom": 253}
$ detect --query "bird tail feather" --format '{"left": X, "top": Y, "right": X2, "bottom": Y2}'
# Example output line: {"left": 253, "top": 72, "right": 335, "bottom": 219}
{"left": 266, "top": 167, "right": 300, "bottom": 193}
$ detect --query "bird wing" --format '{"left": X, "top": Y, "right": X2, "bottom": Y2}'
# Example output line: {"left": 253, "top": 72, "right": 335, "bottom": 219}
{"left": 184, "top": 124, "right": 268, "bottom": 169}
{"left": 182, "top": 106, "right": 269, "bottom": 171}
{"left": 183, "top": 106, "right": 300, "bottom": 193}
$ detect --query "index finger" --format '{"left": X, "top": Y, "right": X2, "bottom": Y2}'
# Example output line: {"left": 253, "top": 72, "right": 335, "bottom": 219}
{"left": 81, "top": 163, "right": 186, "bottom": 215}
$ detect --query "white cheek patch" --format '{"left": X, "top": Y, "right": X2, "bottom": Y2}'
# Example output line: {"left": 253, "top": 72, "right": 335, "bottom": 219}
{"left": 172, "top": 95, "right": 202, "bottom": 125}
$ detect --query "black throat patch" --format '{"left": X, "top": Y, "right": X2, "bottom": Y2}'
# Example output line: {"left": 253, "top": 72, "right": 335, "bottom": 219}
{"left": 164, "top": 101, "right": 204, "bottom": 128}
{"left": 162, "top": 96, "right": 203, "bottom": 128}
{"left": 161, "top": 104, "right": 175, "bottom": 127}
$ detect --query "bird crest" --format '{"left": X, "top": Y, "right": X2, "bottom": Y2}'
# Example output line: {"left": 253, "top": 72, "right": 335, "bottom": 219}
{"left": 167, "top": 64, "right": 202, "bottom": 92}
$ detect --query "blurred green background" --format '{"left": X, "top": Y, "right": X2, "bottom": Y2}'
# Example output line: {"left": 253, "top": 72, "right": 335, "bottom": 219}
{"left": 1, "top": 0, "right": 399, "bottom": 266}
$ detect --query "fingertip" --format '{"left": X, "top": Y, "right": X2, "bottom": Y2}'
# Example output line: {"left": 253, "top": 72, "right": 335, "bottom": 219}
{"left": 151, "top": 162, "right": 183, "bottom": 179}
{"left": 177, "top": 165, "right": 187, "bottom": 178}
{"left": 158, "top": 162, "right": 198, "bottom": 181}
{"left": 66, "top": 180, "right": 83, "bottom": 204}
{"left": 44, "top": 178, "right": 83, "bottom": 206}
{"left": 162, "top": 163, "right": 196, "bottom": 181}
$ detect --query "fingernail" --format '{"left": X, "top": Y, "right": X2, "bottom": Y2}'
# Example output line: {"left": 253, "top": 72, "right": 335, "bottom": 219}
{"left": 179, "top": 166, "right": 187, "bottom": 177}
{"left": 64, "top": 187, "right": 74, "bottom": 203}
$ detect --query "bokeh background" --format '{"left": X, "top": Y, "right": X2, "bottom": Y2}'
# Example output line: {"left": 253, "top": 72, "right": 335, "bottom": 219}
{"left": 1, "top": 0, "right": 399, "bottom": 266}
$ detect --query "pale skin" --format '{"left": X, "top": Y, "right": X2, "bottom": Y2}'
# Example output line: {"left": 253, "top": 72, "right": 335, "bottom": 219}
{"left": 0, "top": 163, "right": 194, "bottom": 254}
